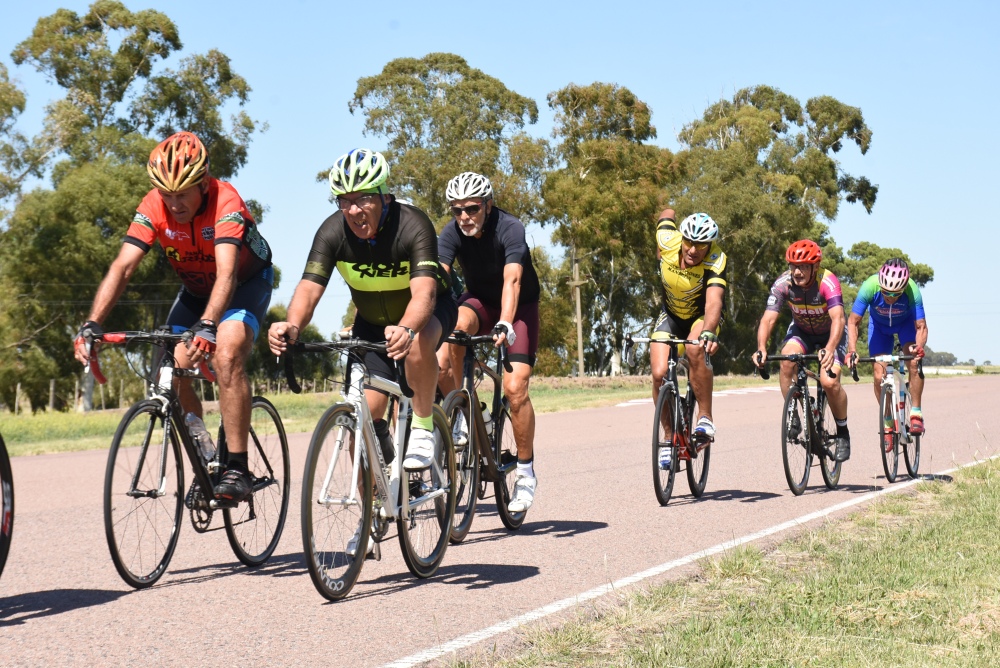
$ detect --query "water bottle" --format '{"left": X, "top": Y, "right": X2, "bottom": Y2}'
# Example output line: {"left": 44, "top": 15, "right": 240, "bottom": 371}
{"left": 185, "top": 412, "right": 216, "bottom": 461}
{"left": 480, "top": 402, "right": 493, "bottom": 436}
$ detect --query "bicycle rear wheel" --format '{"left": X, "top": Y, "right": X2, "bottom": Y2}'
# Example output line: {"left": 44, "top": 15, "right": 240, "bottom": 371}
{"left": 684, "top": 391, "right": 711, "bottom": 497}
{"left": 302, "top": 403, "right": 372, "bottom": 601}
{"left": 224, "top": 397, "right": 290, "bottom": 567}
{"left": 493, "top": 398, "right": 526, "bottom": 529}
{"left": 781, "top": 387, "right": 811, "bottom": 496}
{"left": 0, "top": 435, "right": 12, "bottom": 580}
{"left": 817, "top": 390, "right": 842, "bottom": 489}
{"left": 902, "top": 390, "right": 921, "bottom": 478}
{"left": 652, "top": 384, "right": 679, "bottom": 506}
{"left": 104, "top": 400, "right": 183, "bottom": 588}
{"left": 443, "top": 391, "right": 479, "bottom": 544}
{"left": 880, "top": 385, "right": 899, "bottom": 483}
{"left": 398, "top": 405, "right": 457, "bottom": 578}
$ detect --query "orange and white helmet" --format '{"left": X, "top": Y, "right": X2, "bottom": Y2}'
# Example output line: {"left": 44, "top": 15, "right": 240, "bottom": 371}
{"left": 147, "top": 131, "right": 209, "bottom": 192}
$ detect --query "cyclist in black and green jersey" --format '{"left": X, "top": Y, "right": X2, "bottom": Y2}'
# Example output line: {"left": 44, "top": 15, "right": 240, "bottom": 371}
{"left": 268, "top": 149, "right": 457, "bottom": 479}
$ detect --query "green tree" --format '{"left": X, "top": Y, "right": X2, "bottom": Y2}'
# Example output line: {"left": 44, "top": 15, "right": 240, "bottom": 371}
{"left": 345, "top": 52, "right": 549, "bottom": 226}
{"left": 0, "top": 1, "right": 262, "bottom": 410}
{"left": 531, "top": 248, "right": 575, "bottom": 376}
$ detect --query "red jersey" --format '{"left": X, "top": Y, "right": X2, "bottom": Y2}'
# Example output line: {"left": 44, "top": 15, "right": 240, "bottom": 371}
{"left": 125, "top": 177, "right": 272, "bottom": 296}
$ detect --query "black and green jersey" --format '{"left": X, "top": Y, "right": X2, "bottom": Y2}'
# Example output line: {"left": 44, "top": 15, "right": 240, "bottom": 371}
{"left": 302, "top": 200, "right": 449, "bottom": 326}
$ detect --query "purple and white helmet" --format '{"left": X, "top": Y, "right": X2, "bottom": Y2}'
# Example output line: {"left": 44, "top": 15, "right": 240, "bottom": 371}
{"left": 878, "top": 258, "right": 910, "bottom": 292}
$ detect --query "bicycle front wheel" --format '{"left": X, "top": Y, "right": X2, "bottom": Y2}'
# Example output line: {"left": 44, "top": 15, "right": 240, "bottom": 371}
{"left": 302, "top": 403, "right": 372, "bottom": 601}
{"left": 0, "top": 435, "right": 12, "bottom": 580}
{"left": 880, "top": 385, "right": 899, "bottom": 483}
{"left": 903, "top": 390, "right": 920, "bottom": 478}
{"left": 443, "top": 391, "right": 479, "bottom": 544}
{"left": 224, "top": 396, "right": 291, "bottom": 567}
{"left": 684, "top": 391, "right": 711, "bottom": 497}
{"left": 104, "top": 401, "right": 183, "bottom": 588}
{"left": 817, "top": 391, "right": 842, "bottom": 489}
{"left": 652, "top": 384, "right": 678, "bottom": 506}
{"left": 493, "top": 398, "right": 526, "bottom": 529}
{"left": 781, "top": 387, "right": 811, "bottom": 496}
{"left": 398, "top": 405, "right": 457, "bottom": 578}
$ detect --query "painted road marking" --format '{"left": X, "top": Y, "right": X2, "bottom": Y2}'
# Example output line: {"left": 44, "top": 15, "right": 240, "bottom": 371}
{"left": 381, "top": 455, "right": 993, "bottom": 668}
{"left": 616, "top": 385, "right": 781, "bottom": 407}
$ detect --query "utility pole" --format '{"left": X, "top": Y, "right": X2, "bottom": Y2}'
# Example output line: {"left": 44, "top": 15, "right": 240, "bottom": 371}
{"left": 568, "top": 247, "right": 587, "bottom": 377}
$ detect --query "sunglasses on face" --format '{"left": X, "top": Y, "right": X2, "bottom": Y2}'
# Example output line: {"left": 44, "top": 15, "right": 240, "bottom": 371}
{"left": 450, "top": 204, "right": 482, "bottom": 217}
{"left": 337, "top": 194, "right": 379, "bottom": 210}
{"left": 682, "top": 238, "right": 710, "bottom": 251}
{"left": 882, "top": 290, "right": 903, "bottom": 298}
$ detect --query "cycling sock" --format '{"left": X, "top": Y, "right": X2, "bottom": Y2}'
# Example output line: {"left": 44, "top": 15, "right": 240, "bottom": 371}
{"left": 517, "top": 459, "right": 534, "bottom": 478}
{"left": 227, "top": 451, "right": 249, "bottom": 473}
{"left": 911, "top": 406, "right": 923, "bottom": 416}
{"left": 836, "top": 422, "right": 849, "bottom": 437}
{"left": 411, "top": 413, "right": 433, "bottom": 432}
{"left": 835, "top": 418, "right": 848, "bottom": 428}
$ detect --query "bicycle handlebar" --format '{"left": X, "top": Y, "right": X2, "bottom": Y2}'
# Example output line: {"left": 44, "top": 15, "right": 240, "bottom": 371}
{"left": 851, "top": 354, "right": 924, "bottom": 382}
{"left": 281, "top": 338, "right": 413, "bottom": 398}
{"left": 444, "top": 330, "right": 513, "bottom": 373}
{"left": 87, "top": 331, "right": 216, "bottom": 385}
{"left": 623, "top": 334, "right": 712, "bottom": 370}
{"left": 754, "top": 353, "right": 836, "bottom": 381}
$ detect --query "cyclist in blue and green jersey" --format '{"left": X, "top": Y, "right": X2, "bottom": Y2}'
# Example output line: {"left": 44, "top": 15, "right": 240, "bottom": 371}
{"left": 847, "top": 258, "right": 928, "bottom": 434}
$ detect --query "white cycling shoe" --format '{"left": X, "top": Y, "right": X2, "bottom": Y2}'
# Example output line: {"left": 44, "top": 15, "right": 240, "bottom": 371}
{"left": 507, "top": 474, "right": 537, "bottom": 513}
{"left": 452, "top": 411, "right": 469, "bottom": 448}
{"left": 346, "top": 523, "right": 375, "bottom": 557}
{"left": 403, "top": 428, "right": 435, "bottom": 471}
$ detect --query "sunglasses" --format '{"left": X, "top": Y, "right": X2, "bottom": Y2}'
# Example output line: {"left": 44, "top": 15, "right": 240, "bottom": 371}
{"left": 450, "top": 204, "right": 482, "bottom": 217}
{"left": 682, "top": 238, "right": 710, "bottom": 251}
{"left": 882, "top": 290, "right": 903, "bottom": 298}
{"left": 337, "top": 194, "right": 379, "bottom": 210}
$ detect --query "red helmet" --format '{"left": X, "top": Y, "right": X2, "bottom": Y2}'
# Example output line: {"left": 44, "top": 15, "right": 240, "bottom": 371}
{"left": 785, "top": 239, "right": 822, "bottom": 265}
{"left": 147, "top": 131, "right": 209, "bottom": 192}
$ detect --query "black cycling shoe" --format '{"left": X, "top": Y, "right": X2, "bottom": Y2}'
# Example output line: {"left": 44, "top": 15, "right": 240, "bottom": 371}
{"left": 833, "top": 435, "right": 851, "bottom": 462}
{"left": 214, "top": 468, "right": 252, "bottom": 502}
{"left": 787, "top": 413, "right": 802, "bottom": 440}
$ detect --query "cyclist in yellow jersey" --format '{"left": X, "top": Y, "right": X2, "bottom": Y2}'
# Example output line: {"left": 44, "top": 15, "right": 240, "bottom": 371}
{"left": 651, "top": 210, "right": 727, "bottom": 459}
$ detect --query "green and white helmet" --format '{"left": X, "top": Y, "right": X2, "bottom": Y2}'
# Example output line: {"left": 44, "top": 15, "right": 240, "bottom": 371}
{"left": 329, "top": 148, "right": 390, "bottom": 195}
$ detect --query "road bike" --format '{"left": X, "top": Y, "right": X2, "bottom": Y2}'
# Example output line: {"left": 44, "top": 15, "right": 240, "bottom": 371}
{"left": 852, "top": 347, "right": 924, "bottom": 482}
{"left": 0, "top": 432, "right": 12, "bottom": 581}
{"left": 285, "top": 337, "right": 456, "bottom": 601}
{"left": 756, "top": 353, "right": 841, "bottom": 495}
{"left": 87, "top": 329, "right": 290, "bottom": 588}
{"left": 441, "top": 331, "right": 524, "bottom": 542}
{"left": 624, "top": 334, "right": 713, "bottom": 506}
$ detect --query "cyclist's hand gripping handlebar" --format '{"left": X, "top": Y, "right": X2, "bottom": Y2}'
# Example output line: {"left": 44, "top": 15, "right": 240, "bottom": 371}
{"left": 492, "top": 325, "right": 513, "bottom": 373}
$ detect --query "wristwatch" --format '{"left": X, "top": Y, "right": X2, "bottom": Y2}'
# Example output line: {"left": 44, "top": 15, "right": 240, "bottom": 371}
{"left": 400, "top": 326, "right": 415, "bottom": 341}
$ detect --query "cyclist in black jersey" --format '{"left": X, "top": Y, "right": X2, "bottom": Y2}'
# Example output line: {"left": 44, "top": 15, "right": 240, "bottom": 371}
{"left": 436, "top": 172, "right": 540, "bottom": 513}
{"left": 268, "top": 149, "right": 457, "bottom": 485}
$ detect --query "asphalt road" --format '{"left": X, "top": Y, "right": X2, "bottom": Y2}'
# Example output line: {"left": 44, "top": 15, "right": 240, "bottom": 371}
{"left": 2, "top": 375, "right": 996, "bottom": 667}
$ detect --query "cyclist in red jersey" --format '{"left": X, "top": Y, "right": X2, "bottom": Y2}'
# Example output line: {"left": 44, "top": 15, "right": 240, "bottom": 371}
{"left": 73, "top": 132, "right": 273, "bottom": 503}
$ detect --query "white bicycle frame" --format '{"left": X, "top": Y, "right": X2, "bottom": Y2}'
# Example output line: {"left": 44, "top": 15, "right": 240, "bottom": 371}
{"left": 870, "top": 354, "right": 914, "bottom": 445}
{"left": 315, "top": 361, "right": 448, "bottom": 523}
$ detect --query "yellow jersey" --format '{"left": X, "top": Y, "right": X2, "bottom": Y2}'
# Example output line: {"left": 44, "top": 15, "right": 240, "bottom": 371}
{"left": 656, "top": 219, "right": 728, "bottom": 321}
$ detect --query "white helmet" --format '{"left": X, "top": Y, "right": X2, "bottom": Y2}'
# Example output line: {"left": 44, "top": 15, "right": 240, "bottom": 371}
{"left": 446, "top": 172, "right": 493, "bottom": 202}
{"left": 679, "top": 213, "right": 719, "bottom": 243}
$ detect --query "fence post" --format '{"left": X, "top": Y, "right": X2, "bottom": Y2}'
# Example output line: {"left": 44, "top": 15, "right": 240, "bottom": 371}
{"left": 74, "top": 378, "right": 80, "bottom": 412}
{"left": 49, "top": 379, "right": 56, "bottom": 411}
{"left": 100, "top": 383, "right": 106, "bottom": 411}
{"left": 14, "top": 382, "right": 21, "bottom": 416}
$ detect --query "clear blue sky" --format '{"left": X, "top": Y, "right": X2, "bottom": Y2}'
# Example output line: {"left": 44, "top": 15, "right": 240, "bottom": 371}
{"left": 3, "top": 0, "right": 998, "bottom": 363}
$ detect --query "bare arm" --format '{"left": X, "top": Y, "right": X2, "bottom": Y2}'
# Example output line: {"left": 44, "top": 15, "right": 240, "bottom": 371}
{"left": 755, "top": 309, "right": 780, "bottom": 365}
{"left": 915, "top": 318, "right": 928, "bottom": 348}
{"left": 267, "top": 279, "right": 326, "bottom": 356}
{"left": 499, "top": 262, "right": 523, "bottom": 324}
{"left": 86, "top": 243, "right": 147, "bottom": 324}
{"left": 847, "top": 312, "right": 863, "bottom": 356}
{"left": 821, "top": 305, "right": 846, "bottom": 370}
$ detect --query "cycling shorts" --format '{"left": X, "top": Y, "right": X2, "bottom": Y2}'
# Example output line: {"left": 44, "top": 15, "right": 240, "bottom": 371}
{"left": 650, "top": 307, "right": 719, "bottom": 356}
{"left": 867, "top": 317, "right": 918, "bottom": 356}
{"left": 782, "top": 322, "right": 847, "bottom": 365}
{"left": 457, "top": 294, "right": 539, "bottom": 367}
{"left": 165, "top": 266, "right": 274, "bottom": 341}
{"left": 352, "top": 293, "right": 458, "bottom": 387}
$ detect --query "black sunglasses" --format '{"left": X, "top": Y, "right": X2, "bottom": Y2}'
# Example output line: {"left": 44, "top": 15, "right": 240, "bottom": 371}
{"left": 450, "top": 204, "right": 482, "bottom": 217}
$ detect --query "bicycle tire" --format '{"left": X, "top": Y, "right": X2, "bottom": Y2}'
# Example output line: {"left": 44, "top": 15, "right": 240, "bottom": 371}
{"left": 902, "top": 389, "right": 921, "bottom": 478}
{"left": 816, "top": 390, "right": 842, "bottom": 489}
{"left": 880, "top": 385, "right": 899, "bottom": 483}
{"left": 652, "top": 384, "right": 679, "bottom": 506}
{"left": 302, "top": 403, "right": 372, "bottom": 601}
{"left": 684, "top": 391, "right": 711, "bottom": 497}
{"left": 104, "top": 400, "right": 183, "bottom": 588}
{"left": 398, "top": 404, "right": 457, "bottom": 578}
{"left": 781, "top": 387, "right": 811, "bottom": 496}
{"left": 224, "top": 396, "right": 291, "bottom": 567}
{"left": 443, "top": 391, "right": 479, "bottom": 544}
{"left": 493, "top": 398, "right": 527, "bottom": 529}
{"left": 0, "top": 435, "right": 12, "bottom": 581}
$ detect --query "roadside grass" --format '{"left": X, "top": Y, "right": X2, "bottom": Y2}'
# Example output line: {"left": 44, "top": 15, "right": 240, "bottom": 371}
{"left": 0, "top": 374, "right": 776, "bottom": 456}
{"left": 452, "top": 458, "right": 1000, "bottom": 667}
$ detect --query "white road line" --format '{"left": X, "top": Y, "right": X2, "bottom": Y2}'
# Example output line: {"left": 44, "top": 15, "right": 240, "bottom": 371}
{"left": 615, "top": 386, "right": 780, "bottom": 407}
{"left": 381, "top": 454, "right": 997, "bottom": 668}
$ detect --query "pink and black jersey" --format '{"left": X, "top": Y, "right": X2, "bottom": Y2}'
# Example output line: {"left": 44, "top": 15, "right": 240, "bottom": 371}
{"left": 765, "top": 269, "right": 844, "bottom": 336}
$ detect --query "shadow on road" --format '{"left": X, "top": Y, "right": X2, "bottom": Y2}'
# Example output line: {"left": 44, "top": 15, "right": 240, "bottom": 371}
{"left": 459, "top": 514, "right": 608, "bottom": 547}
{"left": 340, "top": 562, "right": 542, "bottom": 603}
{"left": 158, "top": 552, "right": 307, "bottom": 588}
{"left": 0, "top": 588, "right": 131, "bottom": 626}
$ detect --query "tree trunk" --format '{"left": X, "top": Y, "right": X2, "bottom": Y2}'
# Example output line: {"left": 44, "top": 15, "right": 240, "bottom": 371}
{"left": 81, "top": 372, "right": 94, "bottom": 412}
